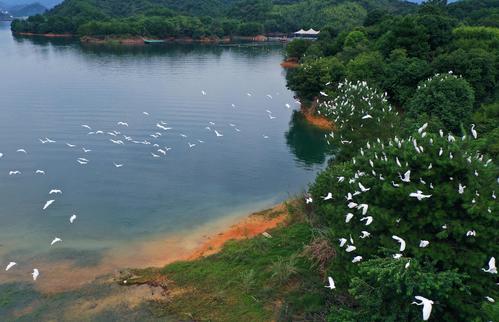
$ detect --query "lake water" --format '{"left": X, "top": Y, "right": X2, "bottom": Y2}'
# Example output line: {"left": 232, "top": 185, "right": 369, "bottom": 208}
{"left": 0, "top": 22, "right": 328, "bottom": 317}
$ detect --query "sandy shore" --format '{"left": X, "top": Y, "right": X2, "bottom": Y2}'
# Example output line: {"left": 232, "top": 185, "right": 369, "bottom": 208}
{"left": 0, "top": 203, "right": 289, "bottom": 294}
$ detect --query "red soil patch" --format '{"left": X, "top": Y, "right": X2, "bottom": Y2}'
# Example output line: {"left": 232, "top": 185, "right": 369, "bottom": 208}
{"left": 17, "top": 32, "right": 73, "bottom": 38}
{"left": 280, "top": 58, "right": 299, "bottom": 69}
{"left": 187, "top": 204, "right": 288, "bottom": 260}
{"left": 300, "top": 101, "right": 335, "bottom": 131}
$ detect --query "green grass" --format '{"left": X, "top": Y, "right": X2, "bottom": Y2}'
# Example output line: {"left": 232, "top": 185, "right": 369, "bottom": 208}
{"left": 129, "top": 214, "right": 329, "bottom": 321}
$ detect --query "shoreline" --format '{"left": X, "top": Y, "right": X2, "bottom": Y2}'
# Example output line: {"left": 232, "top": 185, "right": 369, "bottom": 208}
{"left": 1, "top": 202, "right": 290, "bottom": 294}
{"left": 13, "top": 32, "right": 280, "bottom": 45}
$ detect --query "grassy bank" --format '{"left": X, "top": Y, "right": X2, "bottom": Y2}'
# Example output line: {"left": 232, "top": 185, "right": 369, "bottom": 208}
{"left": 123, "top": 201, "right": 332, "bottom": 321}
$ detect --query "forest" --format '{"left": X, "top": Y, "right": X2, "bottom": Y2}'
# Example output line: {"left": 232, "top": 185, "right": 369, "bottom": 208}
{"left": 10, "top": 0, "right": 417, "bottom": 37}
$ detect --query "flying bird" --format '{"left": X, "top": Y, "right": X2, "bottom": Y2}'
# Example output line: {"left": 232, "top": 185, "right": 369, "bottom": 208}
{"left": 412, "top": 296, "right": 434, "bottom": 321}
{"left": 214, "top": 130, "right": 223, "bottom": 137}
{"left": 43, "top": 200, "right": 55, "bottom": 210}
{"left": 409, "top": 190, "right": 432, "bottom": 201}
{"left": 32, "top": 268, "right": 39, "bottom": 281}
{"left": 325, "top": 276, "right": 336, "bottom": 290}
{"left": 49, "top": 189, "right": 62, "bottom": 195}
{"left": 482, "top": 257, "right": 497, "bottom": 274}
{"left": 70, "top": 214, "right": 77, "bottom": 223}
{"left": 392, "top": 235, "right": 406, "bottom": 252}
{"left": 50, "top": 237, "right": 62, "bottom": 246}
{"left": 5, "top": 262, "right": 16, "bottom": 271}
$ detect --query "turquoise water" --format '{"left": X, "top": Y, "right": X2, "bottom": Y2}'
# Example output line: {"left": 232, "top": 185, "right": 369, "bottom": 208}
{"left": 0, "top": 22, "right": 327, "bottom": 311}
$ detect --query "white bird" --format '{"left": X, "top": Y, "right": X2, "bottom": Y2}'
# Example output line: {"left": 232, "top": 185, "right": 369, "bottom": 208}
{"left": 188, "top": 143, "right": 196, "bottom": 148}
{"left": 320, "top": 91, "right": 328, "bottom": 97}
{"left": 77, "top": 160, "right": 88, "bottom": 165}
{"left": 419, "top": 240, "right": 430, "bottom": 248}
{"left": 285, "top": 103, "right": 291, "bottom": 109}
{"left": 471, "top": 124, "right": 477, "bottom": 139}
{"left": 0, "top": 152, "right": 3, "bottom": 158}
{"left": 352, "top": 256, "right": 362, "bottom": 263}
{"left": 458, "top": 183, "right": 466, "bottom": 194}
{"left": 17, "top": 149, "right": 27, "bottom": 153}
{"left": 393, "top": 253, "right": 403, "bottom": 259}
{"left": 262, "top": 232, "right": 272, "bottom": 238}
{"left": 392, "top": 181, "right": 400, "bottom": 188}
{"left": 412, "top": 296, "right": 434, "bottom": 321}
{"left": 325, "top": 276, "right": 336, "bottom": 290}
{"left": 5, "top": 262, "right": 16, "bottom": 271}
{"left": 345, "top": 245, "right": 356, "bottom": 252}
{"left": 322, "top": 192, "right": 333, "bottom": 201}
{"left": 360, "top": 216, "right": 373, "bottom": 226}
{"left": 31, "top": 268, "right": 39, "bottom": 281}
{"left": 357, "top": 204, "right": 368, "bottom": 215}
{"left": 35, "top": 170, "right": 45, "bottom": 175}
{"left": 339, "top": 238, "right": 347, "bottom": 247}
{"left": 81, "top": 124, "right": 91, "bottom": 130}
{"left": 50, "top": 237, "right": 62, "bottom": 246}
{"left": 117, "top": 122, "right": 129, "bottom": 127}
{"left": 409, "top": 190, "right": 432, "bottom": 201}
{"left": 345, "top": 213, "right": 354, "bottom": 223}
{"left": 418, "top": 123, "right": 428, "bottom": 134}
{"left": 392, "top": 235, "right": 406, "bottom": 252}
{"left": 110, "top": 139, "right": 124, "bottom": 145}
{"left": 49, "top": 189, "right": 62, "bottom": 195}
{"left": 143, "top": 111, "right": 149, "bottom": 115}
{"left": 405, "top": 260, "right": 411, "bottom": 269}
{"left": 214, "top": 130, "right": 223, "bottom": 137}
{"left": 82, "top": 147, "right": 92, "bottom": 153}
{"left": 305, "top": 197, "right": 313, "bottom": 204}
{"left": 201, "top": 90, "right": 207, "bottom": 96}
{"left": 482, "top": 257, "right": 497, "bottom": 274}
{"left": 358, "top": 182, "right": 370, "bottom": 192}
{"left": 43, "top": 200, "right": 55, "bottom": 210}
{"left": 69, "top": 214, "right": 77, "bottom": 223}
{"left": 268, "top": 114, "right": 276, "bottom": 120}
{"left": 466, "top": 230, "right": 476, "bottom": 237}
{"left": 361, "top": 114, "right": 372, "bottom": 120}
{"left": 113, "top": 163, "right": 124, "bottom": 168}
{"left": 360, "top": 231, "right": 371, "bottom": 239}
{"left": 9, "top": 170, "right": 21, "bottom": 175}
{"left": 151, "top": 153, "right": 160, "bottom": 158}
{"left": 485, "top": 296, "right": 495, "bottom": 303}
{"left": 399, "top": 170, "right": 411, "bottom": 183}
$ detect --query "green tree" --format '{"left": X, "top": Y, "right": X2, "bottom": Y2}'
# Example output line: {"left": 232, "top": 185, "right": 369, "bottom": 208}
{"left": 407, "top": 73, "right": 475, "bottom": 133}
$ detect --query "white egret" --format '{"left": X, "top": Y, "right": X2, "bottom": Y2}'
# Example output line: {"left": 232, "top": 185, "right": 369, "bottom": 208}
{"left": 360, "top": 216, "right": 373, "bottom": 226}
{"left": 399, "top": 170, "right": 411, "bottom": 183}
{"left": 9, "top": 170, "right": 21, "bottom": 175}
{"left": 49, "top": 189, "right": 62, "bottom": 195}
{"left": 5, "top": 262, "right": 16, "bottom": 271}
{"left": 470, "top": 124, "right": 477, "bottom": 139}
{"left": 32, "top": 268, "right": 39, "bottom": 281}
{"left": 70, "top": 214, "right": 77, "bottom": 223}
{"left": 412, "top": 296, "right": 434, "bottom": 321}
{"left": 322, "top": 192, "right": 333, "bottom": 201}
{"left": 325, "top": 276, "right": 336, "bottom": 290}
{"left": 113, "top": 163, "right": 124, "bottom": 168}
{"left": 35, "top": 170, "right": 45, "bottom": 175}
{"left": 409, "top": 190, "right": 432, "bottom": 201}
{"left": 345, "top": 213, "right": 354, "bottom": 223}
{"left": 419, "top": 240, "right": 430, "bottom": 248}
{"left": 360, "top": 231, "right": 370, "bottom": 239}
{"left": 50, "top": 237, "right": 62, "bottom": 246}
{"left": 43, "top": 200, "right": 55, "bottom": 210}
{"left": 345, "top": 245, "right": 356, "bottom": 252}
{"left": 214, "top": 130, "right": 223, "bottom": 137}
{"left": 352, "top": 256, "right": 362, "bottom": 263}
{"left": 482, "top": 257, "right": 497, "bottom": 274}
{"left": 392, "top": 235, "right": 406, "bottom": 252}
{"left": 339, "top": 238, "right": 347, "bottom": 247}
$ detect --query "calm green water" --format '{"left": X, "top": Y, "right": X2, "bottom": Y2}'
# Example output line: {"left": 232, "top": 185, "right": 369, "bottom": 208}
{"left": 0, "top": 22, "right": 328, "bottom": 318}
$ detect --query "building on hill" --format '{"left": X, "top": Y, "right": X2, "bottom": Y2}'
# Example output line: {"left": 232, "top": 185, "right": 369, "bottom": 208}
{"left": 293, "top": 29, "right": 320, "bottom": 39}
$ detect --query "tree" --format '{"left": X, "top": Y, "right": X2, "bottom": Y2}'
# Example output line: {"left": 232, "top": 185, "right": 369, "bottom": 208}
{"left": 310, "top": 126, "right": 498, "bottom": 321}
{"left": 286, "top": 57, "right": 346, "bottom": 101}
{"left": 407, "top": 73, "right": 475, "bottom": 133}
{"left": 285, "top": 39, "right": 312, "bottom": 60}
{"left": 345, "top": 51, "right": 386, "bottom": 89}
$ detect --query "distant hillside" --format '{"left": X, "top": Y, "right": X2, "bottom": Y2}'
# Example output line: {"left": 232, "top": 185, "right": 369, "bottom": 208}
{"left": 9, "top": 2, "right": 46, "bottom": 16}
{"left": 11, "top": 0, "right": 420, "bottom": 37}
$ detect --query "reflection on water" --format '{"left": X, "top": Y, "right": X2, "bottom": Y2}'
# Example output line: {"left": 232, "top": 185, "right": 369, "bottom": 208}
{"left": 286, "top": 111, "right": 330, "bottom": 168}
{"left": 0, "top": 24, "right": 329, "bottom": 318}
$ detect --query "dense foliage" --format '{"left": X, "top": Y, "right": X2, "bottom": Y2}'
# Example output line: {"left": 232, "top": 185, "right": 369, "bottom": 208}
{"left": 284, "top": 1, "right": 498, "bottom": 320}
{"left": 11, "top": 0, "right": 417, "bottom": 38}
{"left": 286, "top": 0, "right": 498, "bottom": 112}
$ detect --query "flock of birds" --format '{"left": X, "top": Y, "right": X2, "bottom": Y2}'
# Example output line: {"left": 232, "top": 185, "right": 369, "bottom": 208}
{"left": 304, "top": 80, "right": 497, "bottom": 321}
{"left": 1, "top": 90, "right": 299, "bottom": 282}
